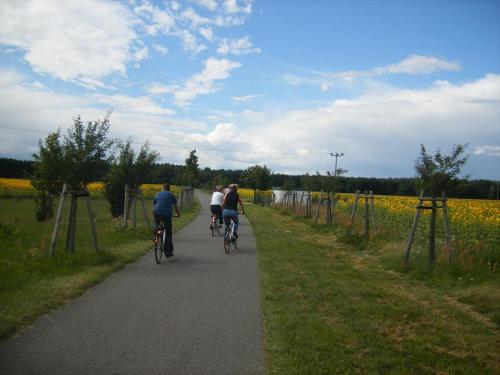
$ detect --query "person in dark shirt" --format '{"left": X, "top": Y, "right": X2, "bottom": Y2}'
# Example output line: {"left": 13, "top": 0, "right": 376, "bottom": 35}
{"left": 153, "top": 183, "right": 180, "bottom": 257}
{"left": 221, "top": 184, "right": 245, "bottom": 238}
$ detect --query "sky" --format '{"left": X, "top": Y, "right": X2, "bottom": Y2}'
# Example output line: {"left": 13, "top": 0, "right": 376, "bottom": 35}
{"left": 0, "top": 0, "right": 499, "bottom": 179}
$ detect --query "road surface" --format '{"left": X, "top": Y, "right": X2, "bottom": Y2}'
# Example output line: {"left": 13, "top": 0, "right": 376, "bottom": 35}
{"left": 0, "top": 191, "right": 265, "bottom": 375}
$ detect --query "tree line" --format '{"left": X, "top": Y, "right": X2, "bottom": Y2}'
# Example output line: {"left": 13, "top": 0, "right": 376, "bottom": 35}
{"left": 1, "top": 157, "right": 497, "bottom": 200}
{"left": 1, "top": 114, "right": 497, "bottom": 217}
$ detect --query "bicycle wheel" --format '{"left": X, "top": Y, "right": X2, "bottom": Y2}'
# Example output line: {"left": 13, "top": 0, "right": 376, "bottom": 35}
{"left": 211, "top": 218, "right": 216, "bottom": 237}
{"left": 223, "top": 226, "right": 231, "bottom": 254}
{"left": 154, "top": 231, "right": 164, "bottom": 264}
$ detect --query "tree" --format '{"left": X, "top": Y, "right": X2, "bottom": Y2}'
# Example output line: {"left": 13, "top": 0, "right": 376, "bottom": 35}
{"left": 243, "top": 165, "right": 272, "bottom": 191}
{"left": 180, "top": 149, "right": 200, "bottom": 186}
{"left": 31, "top": 130, "right": 66, "bottom": 220}
{"left": 415, "top": 144, "right": 468, "bottom": 196}
{"left": 105, "top": 140, "right": 159, "bottom": 217}
{"left": 31, "top": 113, "right": 115, "bottom": 220}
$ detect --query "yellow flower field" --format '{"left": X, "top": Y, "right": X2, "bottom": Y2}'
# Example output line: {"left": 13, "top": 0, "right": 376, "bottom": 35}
{"left": 0, "top": 178, "right": 180, "bottom": 199}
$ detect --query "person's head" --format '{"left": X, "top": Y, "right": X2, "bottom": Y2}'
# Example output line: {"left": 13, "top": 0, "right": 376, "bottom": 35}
{"left": 229, "top": 183, "right": 238, "bottom": 192}
{"left": 215, "top": 185, "right": 222, "bottom": 192}
{"left": 163, "top": 183, "right": 170, "bottom": 191}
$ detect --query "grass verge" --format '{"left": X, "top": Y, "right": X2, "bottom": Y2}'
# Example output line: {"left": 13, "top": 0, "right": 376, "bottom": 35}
{"left": 0, "top": 197, "right": 199, "bottom": 340}
{"left": 246, "top": 205, "right": 499, "bottom": 375}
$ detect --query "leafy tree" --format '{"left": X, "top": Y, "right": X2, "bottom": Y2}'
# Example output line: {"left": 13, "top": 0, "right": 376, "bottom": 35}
{"left": 415, "top": 144, "right": 468, "bottom": 196}
{"left": 243, "top": 165, "right": 272, "bottom": 191}
{"left": 31, "top": 113, "right": 115, "bottom": 220}
{"left": 105, "top": 140, "right": 159, "bottom": 217}
{"left": 180, "top": 149, "right": 199, "bottom": 186}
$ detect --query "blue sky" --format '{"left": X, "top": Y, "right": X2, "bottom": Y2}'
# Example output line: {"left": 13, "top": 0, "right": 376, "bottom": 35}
{"left": 0, "top": 0, "right": 499, "bottom": 179}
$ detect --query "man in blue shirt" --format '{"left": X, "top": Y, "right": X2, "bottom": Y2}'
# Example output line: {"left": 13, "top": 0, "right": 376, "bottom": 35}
{"left": 153, "top": 183, "right": 180, "bottom": 257}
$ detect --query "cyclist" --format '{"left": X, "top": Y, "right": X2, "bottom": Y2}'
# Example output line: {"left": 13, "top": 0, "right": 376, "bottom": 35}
{"left": 153, "top": 183, "right": 180, "bottom": 257}
{"left": 210, "top": 185, "right": 224, "bottom": 227}
{"left": 221, "top": 184, "right": 245, "bottom": 239}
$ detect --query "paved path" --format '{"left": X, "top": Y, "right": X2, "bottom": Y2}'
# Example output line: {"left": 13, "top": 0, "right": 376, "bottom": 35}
{"left": 0, "top": 191, "right": 265, "bottom": 375}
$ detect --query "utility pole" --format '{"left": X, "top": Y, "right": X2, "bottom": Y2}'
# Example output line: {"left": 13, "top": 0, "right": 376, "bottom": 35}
{"left": 329, "top": 152, "right": 344, "bottom": 176}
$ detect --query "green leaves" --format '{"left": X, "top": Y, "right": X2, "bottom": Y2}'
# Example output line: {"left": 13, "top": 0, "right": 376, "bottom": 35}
{"left": 415, "top": 144, "right": 468, "bottom": 196}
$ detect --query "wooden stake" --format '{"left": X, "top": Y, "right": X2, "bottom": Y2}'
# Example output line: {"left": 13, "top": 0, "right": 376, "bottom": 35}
{"left": 314, "top": 191, "right": 323, "bottom": 224}
{"left": 429, "top": 199, "right": 437, "bottom": 263}
{"left": 67, "top": 193, "right": 77, "bottom": 253}
{"left": 331, "top": 194, "right": 337, "bottom": 224}
{"left": 123, "top": 184, "right": 129, "bottom": 228}
{"left": 350, "top": 190, "right": 360, "bottom": 228}
{"left": 404, "top": 191, "right": 424, "bottom": 262}
{"left": 364, "top": 191, "right": 369, "bottom": 238}
{"left": 140, "top": 192, "right": 150, "bottom": 228}
{"left": 84, "top": 194, "right": 99, "bottom": 252}
{"left": 132, "top": 193, "right": 137, "bottom": 229}
{"left": 442, "top": 191, "right": 452, "bottom": 263}
{"left": 49, "top": 183, "right": 67, "bottom": 257}
{"left": 296, "top": 192, "right": 305, "bottom": 216}
{"left": 369, "top": 190, "right": 377, "bottom": 230}
{"left": 327, "top": 193, "right": 332, "bottom": 225}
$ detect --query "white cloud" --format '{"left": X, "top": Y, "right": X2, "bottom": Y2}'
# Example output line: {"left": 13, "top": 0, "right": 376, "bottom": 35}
{"left": 199, "top": 27, "right": 214, "bottom": 41}
{"left": 217, "top": 36, "right": 261, "bottom": 55}
{"left": 230, "top": 95, "right": 257, "bottom": 102}
{"left": 181, "top": 7, "right": 213, "bottom": 27}
{"left": 0, "top": 0, "right": 138, "bottom": 84}
{"left": 134, "top": 1, "right": 176, "bottom": 35}
{"left": 95, "top": 94, "right": 175, "bottom": 116}
{"left": 152, "top": 43, "right": 169, "bottom": 55}
{"left": 0, "top": 69, "right": 199, "bottom": 163}
{"left": 379, "top": 54, "right": 461, "bottom": 75}
{"left": 174, "top": 29, "right": 207, "bottom": 53}
{"left": 247, "top": 74, "right": 500, "bottom": 175}
{"left": 189, "top": 0, "right": 219, "bottom": 11}
{"left": 171, "top": 57, "right": 241, "bottom": 107}
{"left": 146, "top": 83, "right": 179, "bottom": 95}
{"left": 222, "top": 0, "right": 253, "bottom": 14}
{"left": 285, "top": 54, "right": 462, "bottom": 90}
{"left": 473, "top": 146, "right": 500, "bottom": 157}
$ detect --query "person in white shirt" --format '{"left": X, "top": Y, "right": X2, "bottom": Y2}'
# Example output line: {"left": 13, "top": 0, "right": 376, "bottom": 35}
{"left": 210, "top": 185, "right": 224, "bottom": 226}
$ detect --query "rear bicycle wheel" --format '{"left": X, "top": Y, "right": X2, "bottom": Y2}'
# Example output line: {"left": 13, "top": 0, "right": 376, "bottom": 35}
{"left": 211, "top": 218, "right": 216, "bottom": 237}
{"left": 223, "top": 226, "right": 231, "bottom": 254}
{"left": 155, "top": 231, "right": 164, "bottom": 264}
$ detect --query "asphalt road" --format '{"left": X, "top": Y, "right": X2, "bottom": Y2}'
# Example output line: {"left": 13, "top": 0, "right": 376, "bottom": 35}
{"left": 0, "top": 191, "right": 265, "bottom": 375}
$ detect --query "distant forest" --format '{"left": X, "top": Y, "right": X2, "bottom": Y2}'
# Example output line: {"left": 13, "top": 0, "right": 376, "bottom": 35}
{"left": 1, "top": 157, "right": 497, "bottom": 200}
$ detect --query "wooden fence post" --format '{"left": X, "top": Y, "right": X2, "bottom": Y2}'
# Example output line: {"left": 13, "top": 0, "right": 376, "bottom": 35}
{"left": 429, "top": 198, "right": 437, "bottom": 263}
{"left": 123, "top": 184, "right": 129, "bottom": 228}
{"left": 140, "top": 192, "right": 151, "bottom": 228}
{"left": 84, "top": 192, "right": 99, "bottom": 252}
{"left": 66, "top": 192, "right": 77, "bottom": 253}
{"left": 364, "top": 191, "right": 369, "bottom": 238}
{"left": 132, "top": 192, "right": 137, "bottom": 229}
{"left": 404, "top": 191, "right": 424, "bottom": 262}
{"left": 442, "top": 191, "right": 451, "bottom": 263}
{"left": 314, "top": 191, "right": 323, "bottom": 224}
{"left": 331, "top": 194, "right": 337, "bottom": 224}
{"left": 326, "top": 193, "right": 332, "bottom": 225}
{"left": 350, "top": 190, "right": 360, "bottom": 226}
{"left": 369, "top": 190, "right": 377, "bottom": 231}
{"left": 49, "top": 184, "right": 67, "bottom": 257}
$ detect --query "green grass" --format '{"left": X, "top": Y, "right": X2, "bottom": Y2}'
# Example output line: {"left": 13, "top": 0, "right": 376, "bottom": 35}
{"left": 246, "top": 205, "right": 500, "bottom": 375}
{"left": 0, "top": 197, "right": 199, "bottom": 340}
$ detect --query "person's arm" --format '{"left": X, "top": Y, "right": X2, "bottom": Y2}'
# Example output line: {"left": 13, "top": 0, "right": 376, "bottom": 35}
{"left": 173, "top": 203, "right": 180, "bottom": 217}
{"left": 221, "top": 194, "right": 228, "bottom": 210}
{"left": 238, "top": 197, "right": 245, "bottom": 215}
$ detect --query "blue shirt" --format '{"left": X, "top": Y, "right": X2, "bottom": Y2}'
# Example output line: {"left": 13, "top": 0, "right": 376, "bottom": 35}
{"left": 153, "top": 190, "right": 177, "bottom": 217}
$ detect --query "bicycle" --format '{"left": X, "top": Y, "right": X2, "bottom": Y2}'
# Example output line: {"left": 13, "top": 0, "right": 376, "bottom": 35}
{"left": 210, "top": 214, "right": 222, "bottom": 237}
{"left": 223, "top": 214, "right": 240, "bottom": 254}
{"left": 153, "top": 217, "right": 176, "bottom": 264}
